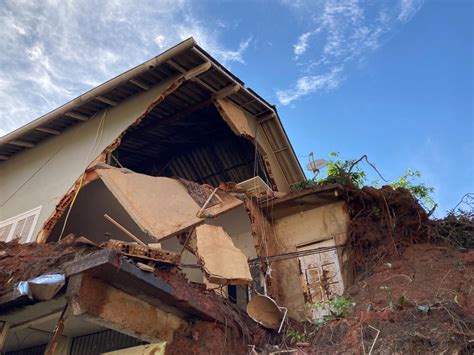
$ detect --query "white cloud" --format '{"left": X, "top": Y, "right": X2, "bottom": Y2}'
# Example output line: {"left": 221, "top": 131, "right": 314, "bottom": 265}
{"left": 0, "top": 0, "right": 251, "bottom": 137}
{"left": 216, "top": 37, "right": 253, "bottom": 64}
{"left": 154, "top": 35, "right": 167, "bottom": 49}
{"left": 294, "top": 31, "right": 314, "bottom": 57}
{"left": 276, "top": 66, "right": 343, "bottom": 105}
{"left": 278, "top": 0, "right": 423, "bottom": 105}
{"left": 398, "top": 0, "right": 424, "bottom": 23}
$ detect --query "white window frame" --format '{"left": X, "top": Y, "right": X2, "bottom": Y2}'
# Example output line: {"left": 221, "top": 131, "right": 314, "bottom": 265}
{"left": 0, "top": 205, "right": 42, "bottom": 243}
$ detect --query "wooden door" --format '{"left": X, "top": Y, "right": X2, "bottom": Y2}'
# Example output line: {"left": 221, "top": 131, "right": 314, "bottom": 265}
{"left": 297, "top": 238, "right": 344, "bottom": 311}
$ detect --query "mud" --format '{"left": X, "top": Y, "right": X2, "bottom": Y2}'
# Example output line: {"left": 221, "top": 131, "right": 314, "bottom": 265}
{"left": 166, "top": 320, "right": 248, "bottom": 355}
{"left": 286, "top": 243, "right": 473, "bottom": 354}
{"left": 343, "top": 185, "right": 430, "bottom": 272}
{"left": 0, "top": 234, "right": 97, "bottom": 296}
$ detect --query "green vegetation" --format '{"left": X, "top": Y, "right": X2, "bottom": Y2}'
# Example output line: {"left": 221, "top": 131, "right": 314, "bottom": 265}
{"left": 286, "top": 297, "right": 355, "bottom": 344}
{"left": 287, "top": 327, "right": 311, "bottom": 344}
{"left": 306, "top": 296, "right": 355, "bottom": 330}
{"left": 293, "top": 152, "right": 436, "bottom": 211}
{"left": 380, "top": 286, "right": 409, "bottom": 310}
{"left": 319, "top": 152, "right": 369, "bottom": 188}
{"left": 307, "top": 296, "right": 354, "bottom": 321}
{"left": 389, "top": 169, "right": 436, "bottom": 209}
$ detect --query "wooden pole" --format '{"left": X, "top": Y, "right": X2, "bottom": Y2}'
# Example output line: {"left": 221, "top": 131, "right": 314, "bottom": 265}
{"left": 104, "top": 214, "right": 147, "bottom": 246}
{"left": 44, "top": 304, "right": 69, "bottom": 355}
{"left": 196, "top": 188, "right": 219, "bottom": 217}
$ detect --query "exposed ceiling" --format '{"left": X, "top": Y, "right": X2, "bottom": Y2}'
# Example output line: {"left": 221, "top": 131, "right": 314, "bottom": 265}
{"left": 0, "top": 38, "right": 305, "bottom": 186}
{"left": 116, "top": 103, "right": 268, "bottom": 186}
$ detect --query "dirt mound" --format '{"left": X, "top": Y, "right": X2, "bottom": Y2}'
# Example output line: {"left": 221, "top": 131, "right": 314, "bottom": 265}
{"left": 343, "top": 185, "right": 430, "bottom": 271}
{"left": 278, "top": 184, "right": 474, "bottom": 354}
{"left": 348, "top": 244, "right": 474, "bottom": 313}
{"left": 166, "top": 319, "right": 249, "bottom": 355}
{"left": 293, "top": 243, "right": 473, "bottom": 354}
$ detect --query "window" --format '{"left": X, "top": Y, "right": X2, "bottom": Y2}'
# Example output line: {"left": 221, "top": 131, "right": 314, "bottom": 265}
{"left": 0, "top": 206, "right": 42, "bottom": 243}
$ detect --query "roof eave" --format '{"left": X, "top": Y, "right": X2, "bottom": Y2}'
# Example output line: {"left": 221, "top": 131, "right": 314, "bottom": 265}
{"left": 0, "top": 38, "right": 197, "bottom": 145}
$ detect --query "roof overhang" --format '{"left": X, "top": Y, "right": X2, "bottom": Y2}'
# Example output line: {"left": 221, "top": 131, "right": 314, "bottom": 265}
{"left": 261, "top": 184, "right": 345, "bottom": 219}
{"left": 0, "top": 38, "right": 305, "bottom": 186}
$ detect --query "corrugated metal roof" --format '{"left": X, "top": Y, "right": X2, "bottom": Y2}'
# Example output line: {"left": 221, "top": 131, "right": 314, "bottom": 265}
{"left": 0, "top": 38, "right": 305, "bottom": 185}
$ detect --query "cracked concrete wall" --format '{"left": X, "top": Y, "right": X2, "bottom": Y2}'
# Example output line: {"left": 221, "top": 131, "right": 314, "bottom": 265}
{"left": 0, "top": 75, "right": 180, "bottom": 242}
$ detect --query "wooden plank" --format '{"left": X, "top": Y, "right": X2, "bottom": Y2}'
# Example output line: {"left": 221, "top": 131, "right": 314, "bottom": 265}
{"left": 36, "top": 127, "right": 61, "bottom": 135}
{"left": 96, "top": 96, "right": 118, "bottom": 106}
{"left": 130, "top": 79, "right": 150, "bottom": 90}
{"left": 104, "top": 213, "right": 147, "bottom": 246}
{"left": 9, "top": 140, "right": 35, "bottom": 148}
{"left": 64, "top": 112, "right": 89, "bottom": 121}
{"left": 0, "top": 322, "right": 11, "bottom": 353}
{"left": 44, "top": 305, "right": 69, "bottom": 355}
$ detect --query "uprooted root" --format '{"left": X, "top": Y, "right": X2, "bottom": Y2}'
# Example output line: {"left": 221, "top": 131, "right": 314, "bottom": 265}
{"left": 429, "top": 210, "right": 474, "bottom": 250}
{"left": 341, "top": 185, "right": 473, "bottom": 274}
{"left": 343, "top": 185, "right": 429, "bottom": 272}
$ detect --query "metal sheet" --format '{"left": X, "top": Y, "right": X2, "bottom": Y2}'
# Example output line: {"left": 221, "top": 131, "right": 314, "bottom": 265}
{"left": 70, "top": 330, "right": 145, "bottom": 355}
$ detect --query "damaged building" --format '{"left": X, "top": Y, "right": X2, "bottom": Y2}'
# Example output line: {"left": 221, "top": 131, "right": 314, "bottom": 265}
{"left": 0, "top": 38, "right": 352, "bottom": 354}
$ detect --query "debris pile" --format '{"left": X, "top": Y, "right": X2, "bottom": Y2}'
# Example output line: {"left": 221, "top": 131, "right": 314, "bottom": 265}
{"left": 289, "top": 243, "right": 473, "bottom": 354}
{"left": 343, "top": 185, "right": 429, "bottom": 272}
{"left": 276, "top": 186, "right": 474, "bottom": 354}
{"left": 429, "top": 210, "right": 474, "bottom": 250}
{"left": 0, "top": 235, "right": 98, "bottom": 296}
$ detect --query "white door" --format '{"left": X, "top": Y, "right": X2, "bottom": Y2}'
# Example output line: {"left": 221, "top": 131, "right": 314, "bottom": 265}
{"left": 297, "top": 238, "right": 344, "bottom": 318}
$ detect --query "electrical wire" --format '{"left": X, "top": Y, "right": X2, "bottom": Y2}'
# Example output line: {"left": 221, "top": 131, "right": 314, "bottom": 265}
{"left": 248, "top": 237, "right": 347, "bottom": 266}
{"left": 58, "top": 109, "right": 108, "bottom": 240}
{"left": 0, "top": 146, "right": 63, "bottom": 207}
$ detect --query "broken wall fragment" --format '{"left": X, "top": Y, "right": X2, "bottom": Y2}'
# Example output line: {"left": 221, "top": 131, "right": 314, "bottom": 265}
{"left": 48, "top": 165, "right": 243, "bottom": 244}
{"left": 192, "top": 224, "right": 252, "bottom": 285}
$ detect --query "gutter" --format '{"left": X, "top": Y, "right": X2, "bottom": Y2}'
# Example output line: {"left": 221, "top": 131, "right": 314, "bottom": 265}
{"left": 0, "top": 38, "right": 197, "bottom": 145}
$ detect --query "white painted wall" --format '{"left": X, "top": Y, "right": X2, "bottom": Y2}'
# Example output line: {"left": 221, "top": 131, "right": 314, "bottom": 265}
{"left": 0, "top": 76, "right": 179, "bottom": 241}
{"left": 0, "top": 74, "right": 292, "bottom": 244}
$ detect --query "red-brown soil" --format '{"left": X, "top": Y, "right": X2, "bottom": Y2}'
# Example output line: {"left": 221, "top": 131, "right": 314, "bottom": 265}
{"left": 0, "top": 235, "right": 97, "bottom": 296}
{"left": 289, "top": 243, "right": 473, "bottom": 354}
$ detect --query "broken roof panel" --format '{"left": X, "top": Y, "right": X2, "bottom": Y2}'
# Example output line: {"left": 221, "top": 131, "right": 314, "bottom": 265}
{"left": 95, "top": 166, "right": 243, "bottom": 241}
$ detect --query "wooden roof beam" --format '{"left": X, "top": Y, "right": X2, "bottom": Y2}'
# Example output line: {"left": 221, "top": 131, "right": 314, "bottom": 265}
{"left": 64, "top": 112, "right": 89, "bottom": 121}
{"left": 36, "top": 127, "right": 61, "bottom": 135}
{"left": 184, "top": 62, "right": 212, "bottom": 80}
{"left": 96, "top": 96, "right": 118, "bottom": 106}
{"left": 257, "top": 112, "right": 276, "bottom": 123}
{"left": 9, "top": 140, "right": 35, "bottom": 148}
{"left": 167, "top": 60, "right": 216, "bottom": 92}
{"left": 130, "top": 79, "right": 150, "bottom": 90}
{"left": 213, "top": 84, "right": 241, "bottom": 100}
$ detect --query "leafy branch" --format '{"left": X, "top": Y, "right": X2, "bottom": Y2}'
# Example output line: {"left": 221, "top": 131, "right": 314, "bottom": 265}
{"left": 293, "top": 152, "right": 437, "bottom": 212}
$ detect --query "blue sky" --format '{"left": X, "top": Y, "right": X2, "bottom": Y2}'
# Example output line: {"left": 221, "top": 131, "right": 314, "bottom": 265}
{"left": 1, "top": 0, "right": 472, "bottom": 214}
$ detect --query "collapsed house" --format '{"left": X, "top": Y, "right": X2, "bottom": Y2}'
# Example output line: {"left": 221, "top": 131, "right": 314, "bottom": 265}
{"left": 0, "top": 38, "right": 353, "bottom": 354}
